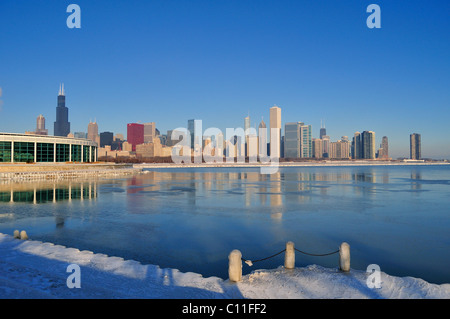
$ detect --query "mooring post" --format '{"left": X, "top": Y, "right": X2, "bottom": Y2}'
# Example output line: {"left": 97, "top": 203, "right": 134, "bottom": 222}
{"left": 284, "top": 241, "right": 295, "bottom": 269}
{"left": 339, "top": 242, "right": 350, "bottom": 272}
{"left": 20, "top": 230, "right": 28, "bottom": 240}
{"left": 228, "top": 249, "right": 242, "bottom": 282}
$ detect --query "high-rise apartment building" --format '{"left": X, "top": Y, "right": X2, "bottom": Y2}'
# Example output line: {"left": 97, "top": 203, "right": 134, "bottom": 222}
{"left": 269, "top": 106, "right": 281, "bottom": 158}
{"left": 379, "top": 136, "right": 389, "bottom": 159}
{"left": 322, "top": 135, "right": 330, "bottom": 158}
{"left": 329, "top": 137, "right": 350, "bottom": 159}
{"left": 127, "top": 123, "right": 144, "bottom": 152}
{"left": 312, "top": 138, "right": 323, "bottom": 158}
{"left": 361, "top": 131, "right": 376, "bottom": 159}
{"left": 54, "top": 84, "right": 70, "bottom": 137}
{"left": 410, "top": 133, "right": 421, "bottom": 160}
{"left": 352, "top": 132, "right": 361, "bottom": 159}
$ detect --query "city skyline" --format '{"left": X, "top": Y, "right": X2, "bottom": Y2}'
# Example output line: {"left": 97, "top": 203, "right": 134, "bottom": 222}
{"left": 0, "top": 1, "right": 449, "bottom": 159}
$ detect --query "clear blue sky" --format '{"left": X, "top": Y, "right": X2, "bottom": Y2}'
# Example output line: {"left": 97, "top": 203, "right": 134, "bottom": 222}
{"left": 0, "top": 0, "right": 449, "bottom": 159}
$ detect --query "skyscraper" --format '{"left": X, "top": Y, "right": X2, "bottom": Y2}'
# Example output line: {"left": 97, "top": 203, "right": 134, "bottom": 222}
{"left": 35, "top": 114, "right": 48, "bottom": 135}
{"left": 187, "top": 119, "right": 202, "bottom": 150}
{"left": 144, "top": 122, "right": 156, "bottom": 144}
{"left": 127, "top": 123, "right": 144, "bottom": 152}
{"left": 361, "top": 131, "right": 376, "bottom": 159}
{"left": 352, "top": 132, "right": 361, "bottom": 159}
{"left": 87, "top": 121, "right": 100, "bottom": 145}
{"left": 320, "top": 120, "right": 327, "bottom": 139}
{"left": 54, "top": 83, "right": 70, "bottom": 137}
{"left": 380, "top": 136, "right": 389, "bottom": 159}
{"left": 258, "top": 118, "right": 267, "bottom": 156}
{"left": 269, "top": 105, "right": 281, "bottom": 158}
{"left": 284, "top": 122, "right": 312, "bottom": 158}
{"left": 100, "top": 132, "right": 114, "bottom": 147}
{"left": 410, "top": 133, "right": 421, "bottom": 160}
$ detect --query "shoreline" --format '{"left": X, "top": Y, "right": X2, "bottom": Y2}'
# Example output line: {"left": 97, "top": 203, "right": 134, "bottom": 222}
{"left": 0, "top": 232, "right": 449, "bottom": 299}
{"left": 134, "top": 160, "right": 450, "bottom": 169}
{"left": 0, "top": 163, "right": 143, "bottom": 182}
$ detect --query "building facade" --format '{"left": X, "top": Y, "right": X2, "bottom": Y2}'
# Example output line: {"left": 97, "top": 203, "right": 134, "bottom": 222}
{"left": 361, "top": 131, "right": 376, "bottom": 159}
{"left": 284, "top": 122, "right": 312, "bottom": 158}
{"left": 35, "top": 115, "right": 48, "bottom": 135}
{"left": 54, "top": 84, "right": 71, "bottom": 137}
{"left": 127, "top": 123, "right": 144, "bottom": 152}
{"left": 269, "top": 106, "right": 281, "bottom": 158}
{"left": 410, "top": 133, "right": 421, "bottom": 160}
{"left": 0, "top": 133, "right": 97, "bottom": 163}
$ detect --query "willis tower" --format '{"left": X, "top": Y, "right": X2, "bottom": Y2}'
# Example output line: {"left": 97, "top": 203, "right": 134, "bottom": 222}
{"left": 54, "top": 83, "right": 70, "bottom": 137}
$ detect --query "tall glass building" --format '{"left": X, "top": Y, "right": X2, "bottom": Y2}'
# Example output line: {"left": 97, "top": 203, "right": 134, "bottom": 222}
{"left": 0, "top": 133, "right": 97, "bottom": 163}
{"left": 284, "top": 122, "right": 312, "bottom": 158}
{"left": 410, "top": 133, "right": 421, "bottom": 160}
{"left": 54, "top": 84, "right": 71, "bottom": 137}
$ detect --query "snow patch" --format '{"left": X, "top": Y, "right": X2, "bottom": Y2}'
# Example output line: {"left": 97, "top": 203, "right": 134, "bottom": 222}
{"left": 0, "top": 233, "right": 449, "bottom": 299}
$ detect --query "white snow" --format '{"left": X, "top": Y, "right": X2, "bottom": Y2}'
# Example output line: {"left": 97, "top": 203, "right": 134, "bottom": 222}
{"left": 0, "top": 233, "right": 449, "bottom": 299}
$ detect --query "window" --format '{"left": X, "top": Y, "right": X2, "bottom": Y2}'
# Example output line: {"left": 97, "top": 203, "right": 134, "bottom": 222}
{"left": 0, "top": 142, "right": 12, "bottom": 162}
{"left": 14, "top": 142, "right": 35, "bottom": 163}
{"left": 56, "top": 144, "right": 70, "bottom": 162}
{"left": 36, "top": 143, "right": 54, "bottom": 162}
{"left": 71, "top": 145, "right": 82, "bottom": 162}
{"left": 83, "top": 145, "right": 90, "bottom": 163}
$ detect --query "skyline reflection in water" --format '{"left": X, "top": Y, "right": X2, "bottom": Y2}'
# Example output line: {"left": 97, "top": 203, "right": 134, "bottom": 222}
{"left": 0, "top": 165, "right": 449, "bottom": 284}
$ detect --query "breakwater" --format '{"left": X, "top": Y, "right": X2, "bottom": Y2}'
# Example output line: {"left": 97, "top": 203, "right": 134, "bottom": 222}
{"left": 0, "top": 163, "right": 142, "bottom": 182}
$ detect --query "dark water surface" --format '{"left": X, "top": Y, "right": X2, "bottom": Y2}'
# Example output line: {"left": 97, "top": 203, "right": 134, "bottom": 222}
{"left": 1, "top": 165, "right": 449, "bottom": 284}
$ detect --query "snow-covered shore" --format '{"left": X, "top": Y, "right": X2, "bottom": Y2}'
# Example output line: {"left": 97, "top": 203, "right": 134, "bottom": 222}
{"left": 0, "top": 233, "right": 449, "bottom": 299}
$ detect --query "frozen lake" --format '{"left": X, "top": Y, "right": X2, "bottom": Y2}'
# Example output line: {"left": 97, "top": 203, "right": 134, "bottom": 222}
{"left": 0, "top": 165, "right": 449, "bottom": 284}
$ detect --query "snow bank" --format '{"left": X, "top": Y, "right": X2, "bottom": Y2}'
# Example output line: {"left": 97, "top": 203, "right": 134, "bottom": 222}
{"left": 0, "top": 233, "right": 449, "bottom": 299}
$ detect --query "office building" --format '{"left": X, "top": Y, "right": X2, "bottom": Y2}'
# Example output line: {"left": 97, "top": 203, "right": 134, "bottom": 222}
{"left": 144, "top": 122, "right": 156, "bottom": 144}
{"left": 320, "top": 120, "right": 327, "bottom": 139}
{"left": 269, "top": 106, "right": 281, "bottom": 158}
{"left": 258, "top": 119, "right": 267, "bottom": 156}
{"left": 0, "top": 132, "right": 97, "bottom": 163}
{"left": 127, "top": 123, "right": 144, "bottom": 152}
{"left": 284, "top": 122, "right": 312, "bottom": 158}
{"left": 87, "top": 121, "right": 100, "bottom": 145}
{"left": 188, "top": 119, "right": 202, "bottom": 150}
{"left": 100, "top": 132, "right": 114, "bottom": 148}
{"left": 74, "top": 132, "right": 87, "bottom": 139}
{"left": 410, "top": 133, "right": 421, "bottom": 160}
{"left": 53, "top": 84, "right": 71, "bottom": 137}
{"left": 35, "top": 115, "right": 48, "bottom": 135}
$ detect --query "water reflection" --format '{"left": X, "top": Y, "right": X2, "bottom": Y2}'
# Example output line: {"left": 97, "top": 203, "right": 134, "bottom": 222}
{"left": 0, "top": 180, "right": 98, "bottom": 204}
